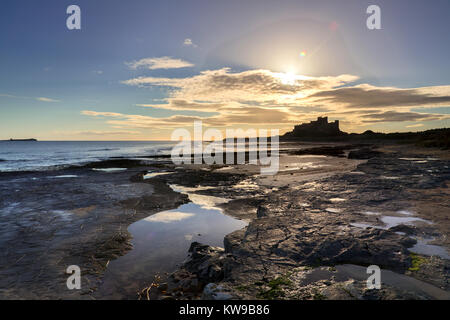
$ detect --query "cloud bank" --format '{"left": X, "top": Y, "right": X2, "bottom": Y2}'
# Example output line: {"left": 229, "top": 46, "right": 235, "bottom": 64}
{"left": 84, "top": 66, "right": 450, "bottom": 132}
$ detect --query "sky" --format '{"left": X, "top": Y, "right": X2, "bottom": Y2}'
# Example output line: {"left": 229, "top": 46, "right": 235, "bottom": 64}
{"left": 0, "top": 0, "right": 449, "bottom": 140}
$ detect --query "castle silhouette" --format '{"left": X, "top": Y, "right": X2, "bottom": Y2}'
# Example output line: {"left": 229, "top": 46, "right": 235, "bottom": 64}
{"left": 284, "top": 117, "right": 344, "bottom": 138}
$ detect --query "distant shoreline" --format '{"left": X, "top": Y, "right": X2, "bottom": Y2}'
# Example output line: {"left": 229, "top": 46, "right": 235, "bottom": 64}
{"left": 0, "top": 138, "right": 37, "bottom": 142}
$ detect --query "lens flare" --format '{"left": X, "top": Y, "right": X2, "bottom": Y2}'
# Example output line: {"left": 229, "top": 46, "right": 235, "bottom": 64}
{"left": 300, "top": 51, "right": 307, "bottom": 58}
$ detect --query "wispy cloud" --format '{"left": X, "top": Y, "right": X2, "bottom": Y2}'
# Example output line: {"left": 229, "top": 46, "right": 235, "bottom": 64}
{"left": 406, "top": 123, "right": 424, "bottom": 128}
{"left": 138, "top": 99, "right": 226, "bottom": 111}
{"left": 183, "top": 38, "right": 197, "bottom": 47}
{"left": 359, "top": 111, "right": 442, "bottom": 123}
{"left": 82, "top": 110, "right": 209, "bottom": 128}
{"left": 81, "top": 110, "right": 124, "bottom": 117}
{"left": 0, "top": 94, "right": 18, "bottom": 98}
{"left": 76, "top": 130, "right": 139, "bottom": 136}
{"left": 1, "top": 94, "right": 60, "bottom": 103}
{"left": 126, "top": 56, "right": 194, "bottom": 70}
{"left": 36, "top": 97, "right": 60, "bottom": 102}
{"left": 53, "top": 129, "right": 142, "bottom": 139}
{"left": 308, "top": 84, "right": 450, "bottom": 109}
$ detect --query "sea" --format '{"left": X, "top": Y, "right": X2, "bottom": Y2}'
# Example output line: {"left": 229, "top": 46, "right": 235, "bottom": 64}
{"left": 0, "top": 141, "right": 177, "bottom": 172}
{"left": 0, "top": 140, "right": 284, "bottom": 172}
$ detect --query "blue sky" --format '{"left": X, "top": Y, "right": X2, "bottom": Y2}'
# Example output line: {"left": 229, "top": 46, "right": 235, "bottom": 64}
{"left": 1, "top": 0, "right": 449, "bottom": 140}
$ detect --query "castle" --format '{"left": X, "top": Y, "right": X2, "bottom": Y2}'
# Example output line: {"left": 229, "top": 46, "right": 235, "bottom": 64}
{"left": 284, "top": 117, "right": 344, "bottom": 138}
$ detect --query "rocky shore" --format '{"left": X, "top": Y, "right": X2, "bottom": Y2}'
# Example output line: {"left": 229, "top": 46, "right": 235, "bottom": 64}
{"left": 0, "top": 142, "right": 449, "bottom": 300}
{"left": 0, "top": 160, "right": 188, "bottom": 299}
{"left": 144, "top": 144, "right": 450, "bottom": 300}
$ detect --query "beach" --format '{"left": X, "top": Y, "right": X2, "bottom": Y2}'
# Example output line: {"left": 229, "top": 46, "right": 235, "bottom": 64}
{"left": 0, "top": 142, "right": 449, "bottom": 299}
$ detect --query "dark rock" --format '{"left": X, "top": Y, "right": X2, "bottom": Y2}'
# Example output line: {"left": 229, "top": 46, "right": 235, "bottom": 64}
{"left": 256, "top": 205, "right": 269, "bottom": 218}
{"left": 80, "top": 159, "right": 145, "bottom": 169}
{"left": 389, "top": 224, "right": 419, "bottom": 236}
{"left": 288, "top": 146, "right": 352, "bottom": 157}
{"left": 224, "top": 229, "right": 245, "bottom": 253}
{"left": 348, "top": 147, "right": 382, "bottom": 159}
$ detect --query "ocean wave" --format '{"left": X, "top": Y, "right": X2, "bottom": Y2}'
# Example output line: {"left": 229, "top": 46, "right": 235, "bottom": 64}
{"left": 0, "top": 159, "right": 32, "bottom": 162}
{"left": 0, "top": 157, "right": 150, "bottom": 173}
{"left": 0, "top": 152, "right": 171, "bottom": 173}
{"left": 147, "top": 146, "right": 172, "bottom": 153}
{"left": 51, "top": 175, "right": 79, "bottom": 178}
{"left": 0, "top": 163, "right": 74, "bottom": 173}
{"left": 87, "top": 148, "right": 120, "bottom": 152}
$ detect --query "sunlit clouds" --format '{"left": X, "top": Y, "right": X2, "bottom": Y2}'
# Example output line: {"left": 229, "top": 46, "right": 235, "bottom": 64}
{"left": 86, "top": 65, "right": 449, "bottom": 133}
{"left": 122, "top": 68, "right": 358, "bottom": 102}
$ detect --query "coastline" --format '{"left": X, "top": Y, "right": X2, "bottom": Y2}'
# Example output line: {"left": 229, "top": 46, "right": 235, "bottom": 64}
{"left": 0, "top": 142, "right": 449, "bottom": 299}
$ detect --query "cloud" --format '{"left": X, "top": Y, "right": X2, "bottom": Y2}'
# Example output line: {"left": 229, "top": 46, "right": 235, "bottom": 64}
{"left": 183, "top": 38, "right": 197, "bottom": 47}
{"left": 0, "top": 93, "right": 18, "bottom": 98}
{"left": 126, "top": 56, "right": 194, "bottom": 70}
{"left": 308, "top": 84, "right": 450, "bottom": 109}
{"left": 359, "top": 111, "right": 445, "bottom": 123}
{"left": 82, "top": 110, "right": 207, "bottom": 128}
{"left": 75, "top": 130, "right": 139, "bottom": 136}
{"left": 36, "top": 97, "right": 60, "bottom": 102}
{"left": 405, "top": 123, "right": 424, "bottom": 128}
{"left": 81, "top": 105, "right": 297, "bottom": 129}
{"left": 137, "top": 99, "right": 226, "bottom": 111}
{"left": 205, "top": 107, "right": 294, "bottom": 126}
{"left": 123, "top": 68, "right": 358, "bottom": 102}
{"left": 1, "top": 94, "right": 60, "bottom": 103}
{"left": 287, "top": 105, "right": 330, "bottom": 113}
{"left": 411, "top": 106, "right": 450, "bottom": 114}
{"left": 81, "top": 110, "right": 124, "bottom": 117}
{"left": 88, "top": 67, "right": 450, "bottom": 133}
{"left": 55, "top": 130, "right": 141, "bottom": 137}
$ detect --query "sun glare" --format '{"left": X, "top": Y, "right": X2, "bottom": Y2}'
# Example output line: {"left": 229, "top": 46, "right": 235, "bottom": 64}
{"left": 278, "top": 70, "right": 298, "bottom": 85}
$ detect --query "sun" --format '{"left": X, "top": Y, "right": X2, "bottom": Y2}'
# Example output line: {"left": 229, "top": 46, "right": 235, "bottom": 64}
{"left": 278, "top": 69, "right": 298, "bottom": 85}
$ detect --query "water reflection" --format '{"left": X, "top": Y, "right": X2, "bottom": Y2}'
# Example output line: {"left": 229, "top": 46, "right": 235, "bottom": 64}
{"left": 97, "top": 187, "right": 247, "bottom": 299}
{"left": 144, "top": 211, "right": 194, "bottom": 223}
